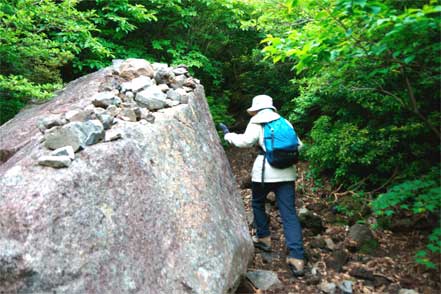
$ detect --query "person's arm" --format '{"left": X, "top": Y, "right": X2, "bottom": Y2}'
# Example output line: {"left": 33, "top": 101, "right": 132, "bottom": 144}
{"left": 224, "top": 122, "right": 260, "bottom": 148}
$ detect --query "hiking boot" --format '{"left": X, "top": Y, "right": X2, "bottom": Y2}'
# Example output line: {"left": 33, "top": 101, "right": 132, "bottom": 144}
{"left": 286, "top": 257, "right": 305, "bottom": 277}
{"left": 252, "top": 236, "right": 272, "bottom": 252}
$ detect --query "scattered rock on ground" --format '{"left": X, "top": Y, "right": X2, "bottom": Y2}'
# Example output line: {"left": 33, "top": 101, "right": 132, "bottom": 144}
{"left": 37, "top": 155, "right": 72, "bottom": 168}
{"left": 347, "top": 223, "right": 377, "bottom": 252}
{"left": 338, "top": 280, "right": 353, "bottom": 294}
{"left": 117, "top": 58, "right": 154, "bottom": 79}
{"left": 120, "top": 75, "right": 154, "bottom": 93}
{"left": 118, "top": 108, "right": 138, "bottom": 122}
{"left": 298, "top": 208, "right": 325, "bottom": 235}
{"left": 319, "top": 281, "right": 337, "bottom": 294}
{"left": 81, "top": 120, "right": 105, "bottom": 145}
{"left": 246, "top": 270, "right": 282, "bottom": 291}
{"left": 97, "top": 112, "right": 114, "bottom": 129}
{"left": 44, "top": 124, "right": 84, "bottom": 152}
{"left": 92, "top": 91, "right": 122, "bottom": 108}
{"left": 65, "top": 108, "right": 92, "bottom": 122}
{"left": 51, "top": 146, "right": 75, "bottom": 160}
{"left": 399, "top": 289, "right": 419, "bottom": 294}
{"left": 106, "top": 105, "right": 120, "bottom": 117}
{"left": 154, "top": 67, "right": 175, "bottom": 84}
{"left": 170, "top": 74, "right": 187, "bottom": 89}
{"left": 173, "top": 67, "right": 188, "bottom": 76}
{"left": 326, "top": 249, "right": 349, "bottom": 272}
{"left": 310, "top": 236, "right": 327, "bottom": 249}
{"left": 37, "top": 115, "right": 66, "bottom": 132}
{"left": 135, "top": 85, "right": 168, "bottom": 110}
{"left": 104, "top": 129, "right": 122, "bottom": 142}
{"left": 324, "top": 237, "right": 337, "bottom": 251}
{"left": 349, "top": 267, "right": 374, "bottom": 281}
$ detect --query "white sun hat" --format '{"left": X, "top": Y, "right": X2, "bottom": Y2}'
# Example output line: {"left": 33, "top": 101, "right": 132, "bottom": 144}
{"left": 247, "top": 95, "right": 277, "bottom": 114}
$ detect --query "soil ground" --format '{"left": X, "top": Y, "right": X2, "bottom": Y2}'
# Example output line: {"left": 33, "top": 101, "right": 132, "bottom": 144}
{"left": 226, "top": 147, "right": 440, "bottom": 294}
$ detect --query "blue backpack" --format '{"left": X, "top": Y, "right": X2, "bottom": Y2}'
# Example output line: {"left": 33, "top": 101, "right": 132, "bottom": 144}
{"left": 262, "top": 117, "right": 299, "bottom": 169}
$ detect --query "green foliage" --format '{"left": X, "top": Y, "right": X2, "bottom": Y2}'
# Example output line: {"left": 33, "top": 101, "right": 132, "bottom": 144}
{"left": 0, "top": 0, "right": 143, "bottom": 122}
{"left": 415, "top": 228, "right": 441, "bottom": 269}
{"left": 372, "top": 166, "right": 441, "bottom": 217}
{"left": 260, "top": 0, "right": 440, "bottom": 189}
{"left": 0, "top": 74, "right": 61, "bottom": 124}
{"left": 207, "top": 95, "right": 234, "bottom": 127}
{"left": 334, "top": 192, "right": 371, "bottom": 223}
{"left": 371, "top": 166, "right": 441, "bottom": 267}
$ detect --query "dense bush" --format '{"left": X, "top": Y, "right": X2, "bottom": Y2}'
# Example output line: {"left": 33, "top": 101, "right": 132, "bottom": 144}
{"left": 0, "top": 0, "right": 290, "bottom": 126}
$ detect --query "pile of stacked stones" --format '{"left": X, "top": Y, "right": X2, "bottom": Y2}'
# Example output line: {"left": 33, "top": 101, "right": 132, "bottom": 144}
{"left": 37, "top": 59, "right": 199, "bottom": 168}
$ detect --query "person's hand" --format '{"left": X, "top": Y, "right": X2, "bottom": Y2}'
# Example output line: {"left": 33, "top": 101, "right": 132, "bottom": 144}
{"left": 224, "top": 133, "right": 234, "bottom": 144}
{"left": 219, "top": 123, "right": 230, "bottom": 135}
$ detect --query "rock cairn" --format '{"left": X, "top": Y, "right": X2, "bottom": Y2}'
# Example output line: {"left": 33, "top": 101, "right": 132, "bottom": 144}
{"left": 36, "top": 59, "right": 200, "bottom": 168}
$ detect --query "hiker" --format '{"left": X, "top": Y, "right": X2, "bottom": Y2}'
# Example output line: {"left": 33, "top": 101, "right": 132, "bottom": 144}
{"left": 220, "top": 95, "right": 305, "bottom": 277}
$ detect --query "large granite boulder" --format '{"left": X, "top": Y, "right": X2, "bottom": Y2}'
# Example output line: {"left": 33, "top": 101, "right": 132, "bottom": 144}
{"left": 0, "top": 59, "right": 253, "bottom": 294}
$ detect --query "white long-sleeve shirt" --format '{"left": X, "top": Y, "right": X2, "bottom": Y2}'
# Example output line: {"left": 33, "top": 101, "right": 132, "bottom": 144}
{"left": 225, "top": 109, "right": 302, "bottom": 183}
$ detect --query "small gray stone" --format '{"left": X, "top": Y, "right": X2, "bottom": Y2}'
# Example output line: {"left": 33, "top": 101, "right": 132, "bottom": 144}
{"left": 157, "top": 84, "right": 170, "bottom": 92}
{"left": 319, "top": 281, "right": 336, "bottom": 294}
{"left": 65, "top": 109, "right": 91, "bottom": 122}
{"left": 104, "top": 129, "right": 122, "bottom": 142}
{"left": 181, "top": 92, "right": 193, "bottom": 104}
{"left": 125, "top": 91, "right": 135, "bottom": 99}
{"left": 133, "top": 108, "right": 142, "bottom": 120}
{"left": 51, "top": 146, "right": 75, "bottom": 160}
{"left": 97, "top": 113, "right": 114, "bottom": 130}
{"left": 154, "top": 67, "right": 175, "bottom": 84}
{"left": 326, "top": 249, "right": 349, "bottom": 272}
{"left": 135, "top": 86, "right": 167, "bottom": 110}
{"left": 166, "top": 89, "right": 181, "bottom": 101}
{"left": 93, "top": 107, "right": 106, "bottom": 116}
{"left": 183, "top": 78, "right": 197, "bottom": 89}
{"left": 81, "top": 120, "right": 105, "bottom": 145}
{"left": 183, "top": 86, "right": 193, "bottom": 92}
{"left": 37, "top": 115, "right": 66, "bottom": 131}
{"left": 106, "top": 105, "right": 120, "bottom": 117}
{"left": 139, "top": 108, "right": 150, "bottom": 120}
{"left": 92, "top": 91, "right": 122, "bottom": 108}
{"left": 324, "top": 237, "right": 337, "bottom": 251}
{"left": 111, "top": 59, "right": 124, "bottom": 70}
{"left": 260, "top": 252, "right": 273, "bottom": 263}
{"left": 117, "top": 58, "right": 154, "bottom": 79}
{"left": 38, "top": 155, "right": 71, "bottom": 168}
{"left": 165, "top": 99, "right": 180, "bottom": 107}
{"left": 299, "top": 208, "right": 325, "bottom": 235}
{"left": 145, "top": 113, "right": 155, "bottom": 123}
{"left": 338, "top": 280, "right": 353, "bottom": 294}
{"left": 246, "top": 270, "right": 282, "bottom": 291}
{"left": 398, "top": 289, "right": 419, "bottom": 294}
{"left": 121, "top": 102, "right": 137, "bottom": 109}
{"left": 118, "top": 108, "right": 137, "bottom": 122}
{"left": 151, "top": 62, "right": 168, "bottom": 71}
{"left": 172, "top": 67, "right": 188, "bottom": 75}
{"left": 170, "top": 75, "right": 186, "bottom": 89}
{"left": 44, "top": 125, "right": 83, "bottom": 152}
{"left": 120, "top": 76, "right": 153, "bottom": 93}
{"left": 349, "top": 267, "right": 374, "bottom": 281}
{"left": 348, "top": 224, "right": 375, "bottom": 248}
